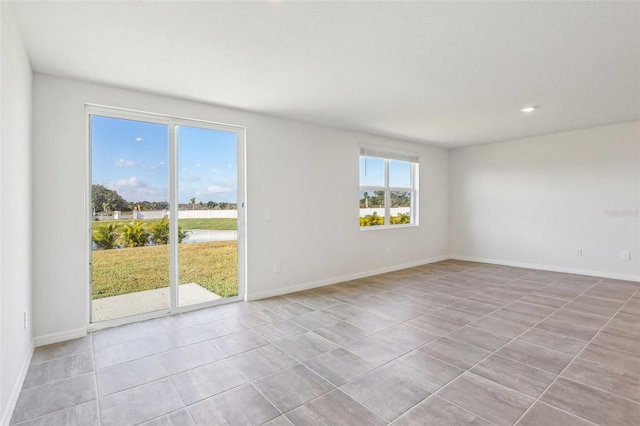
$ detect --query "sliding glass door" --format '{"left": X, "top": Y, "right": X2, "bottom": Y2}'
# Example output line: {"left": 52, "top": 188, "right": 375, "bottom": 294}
{"left": 88, "top": 108, "right": 244, "bottom": 324}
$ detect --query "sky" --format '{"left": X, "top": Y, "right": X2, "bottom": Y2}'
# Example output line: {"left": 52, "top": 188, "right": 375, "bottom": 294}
{"left": 91, "top": 115, "right": 238, "bottom": 204}
{"left": 359, "top": 156, "right": 412, "bottom": 188}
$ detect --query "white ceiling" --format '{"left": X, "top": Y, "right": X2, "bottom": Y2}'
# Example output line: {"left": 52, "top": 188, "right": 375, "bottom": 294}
{"left": 9, "top": 0, "right": 640, "bottom": 148}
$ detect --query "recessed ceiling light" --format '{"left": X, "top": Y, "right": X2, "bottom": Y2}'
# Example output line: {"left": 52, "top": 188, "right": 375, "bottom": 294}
{"left": 520, "top": 106, "right": 537, "bottom": 113}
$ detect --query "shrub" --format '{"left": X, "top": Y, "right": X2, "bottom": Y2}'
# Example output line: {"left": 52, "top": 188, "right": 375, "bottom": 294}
{"left": 390, "top": 213, "right": 410, "bottom": 224}
{"left": 121, "top": 221, "right": 150, "bottom": 248}
{"left": 360, "top": 212, "right": 385, "bottom": 227}
{"left": 93, "top": 223, "right": 121, "bottom": 250}
{"left": 149, "top": 218, "right": 189, "bottom": 245}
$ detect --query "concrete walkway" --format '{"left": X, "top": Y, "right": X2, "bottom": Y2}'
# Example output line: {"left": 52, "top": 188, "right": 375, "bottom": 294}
{"left": 183, "top": 229, "right": 237, "bottom": 243}
{"left": 92, "top": 283, "right": 221, "bottom": 322}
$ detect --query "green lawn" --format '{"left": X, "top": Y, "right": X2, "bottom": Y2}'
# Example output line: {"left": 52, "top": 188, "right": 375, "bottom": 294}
{"left": 91, "top": 241, "right": 238, "bottom": 299}
{"left": 93, "top": 217, "right": 237, "bottom": 231}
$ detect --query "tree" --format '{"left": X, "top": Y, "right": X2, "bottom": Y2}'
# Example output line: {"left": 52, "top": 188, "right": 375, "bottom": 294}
{"left": 190, "top": 197, "right": 196, "bottom": 210}
{"left": 121, "top": 221, "right": 150, "bottom": 248}
{"left": 363, "top": 192, "right": 369, "bottom": 208}
{"left": 92, "top": 184, "right": 129, "bottom": 213}
{"left": 93, "top": 223, "right": 121, "bottom": 249}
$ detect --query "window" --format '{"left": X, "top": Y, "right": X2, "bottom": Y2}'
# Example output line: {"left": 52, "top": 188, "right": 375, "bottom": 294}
{"left": 359, "top": 147, "right": 418, "bottom": 228}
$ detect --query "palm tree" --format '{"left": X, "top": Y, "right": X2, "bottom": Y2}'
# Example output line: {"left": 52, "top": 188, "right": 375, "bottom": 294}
{"left": 363, "top": 192, "right": 369, "bottom": 208}
{"left": 190, "top": 197, "right": 196, "bottom": 210}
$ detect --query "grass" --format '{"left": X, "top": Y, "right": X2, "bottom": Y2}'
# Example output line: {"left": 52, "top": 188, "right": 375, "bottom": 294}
{"left": 91, "top": 241, "right": 238, "bottom": 299}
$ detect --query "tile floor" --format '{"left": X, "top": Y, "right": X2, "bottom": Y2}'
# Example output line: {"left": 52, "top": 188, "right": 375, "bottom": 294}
{"left": 10, "top": 260, "right": 640, "bottom": 425}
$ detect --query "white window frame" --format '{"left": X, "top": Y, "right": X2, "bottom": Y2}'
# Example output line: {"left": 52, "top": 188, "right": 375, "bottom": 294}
{"left": 359, "top": 146, "right": 419, "bottom": 229}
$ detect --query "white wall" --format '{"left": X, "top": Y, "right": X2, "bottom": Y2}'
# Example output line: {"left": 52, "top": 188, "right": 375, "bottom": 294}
{"left": 32, "top": 74, "right": 450, "bottom": 342}
{"left": 451, "top": 121, "right": 640, "bottom": 281}
{"left": 0, "top": 3, "right": 34, "bottom": 424}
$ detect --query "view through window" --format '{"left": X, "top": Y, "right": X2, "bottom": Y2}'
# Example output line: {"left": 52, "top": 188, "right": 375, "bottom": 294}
{"left": 90, "top": 112, "right": 242, "bottom": 322}
{"left": 359, "top": 147, "right": 418, "bottom": 228}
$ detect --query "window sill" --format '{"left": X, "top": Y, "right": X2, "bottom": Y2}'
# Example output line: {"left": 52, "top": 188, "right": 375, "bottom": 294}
{"left": 359, "top": 224, "right": 419, "bottom": 231}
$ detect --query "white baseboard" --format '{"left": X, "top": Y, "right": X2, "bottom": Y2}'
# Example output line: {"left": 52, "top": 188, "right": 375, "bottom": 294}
{"left": 450, "top": 255, "right": 640, "bottom": 282}
{"left": 33, "top": 327, "right": 87, "bottom": 347}
{"left": 247, "top": 256, "right": 450, "bottom": 301}
{"left": 1, "top": 340, "right": 34, "bottom": 426}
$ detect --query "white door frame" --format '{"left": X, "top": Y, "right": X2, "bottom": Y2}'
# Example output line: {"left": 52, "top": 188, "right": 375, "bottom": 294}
{"left": 86, "top": 104, "right": 247, "bottom": 330}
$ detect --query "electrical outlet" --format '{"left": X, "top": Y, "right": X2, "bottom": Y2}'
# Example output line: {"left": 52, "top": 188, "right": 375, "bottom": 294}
{"left": 575, "top": 248, "right": 582, "bottom": 256}
{"left": 273, "top": 261, "right": 281, "bottom": 273}
{"left": 621, "top": 251, "right": 631, "bottom": 261}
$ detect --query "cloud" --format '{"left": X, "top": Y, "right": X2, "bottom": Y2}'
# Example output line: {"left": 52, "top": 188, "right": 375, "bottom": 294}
{"left": 115, "top": 159, "right": 136, "bottom": 167}
{"left": 205, "top": 185, "right": 232, "bottom": 194}
{"left": 109, "top": 176, "right": 167, "bottom": 202}
{"left": 182, "top": 173, "right": 201, "bottom": 182}
{"left": 113, "top": 176, "right": 148, "bottom": 189}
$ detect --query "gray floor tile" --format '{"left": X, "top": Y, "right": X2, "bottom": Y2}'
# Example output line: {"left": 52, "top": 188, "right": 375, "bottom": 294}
{"left": 210, "top": 329, "right": 270, "bottom": 356}
{"left": 30, "top": 337, "right": 91, "bottom": 364}
{"left": 344, "top": 310, "right": 400, "bottom": 334}
{"left": 313, "top": 321, "right": 369, "bottom": 346}
{"left": 342, "top": 368, "right": 430, "bottom": 421}
{"left": 10, "top": 400, "right": 98, "bottom": 426}
{"left": 11, "top": 373, "right": 96, "bottom": 424}
{"left": 92, "top": 323, "right": 143, "bottom": 349}
{"left": 277, "top": 332, "right": 340, "bottom": 361}
{"left": 304, "top": 348, "right": 377, "bottom": 386}
{"left": 562, "top": 357, "right": 640, "bottom": 403}
{"left": 450, "top": 299, "right": 500, "bottom": 315}
{"left": 497, "top": 339, "right": 573, "bottom": 374}
{"left": 516, "top": 327, "right": 586, "bottom": 356}
{"left": 579, "top": 342, "right": 640, "bottom": 375}
{"left": 439, "top": 373, "right": 534, "bottom": 426}
{"left": 236, "top": 309, "right": 284, "bottom": 328}
{"left": 195, "top": 317, "right": 247, "bottom": 339}
{"left": 171, "top": 359, "right": 247, "bottom": 405}
{"left": 253, "top": 364, "right": 335, "bottom": 412}
{"left": 448, "top": 326, "right": 511, "bottom": 351}
{"left": 262, "top": 415, "right": 294, "bottom": 426}
{"left": 471, "top": 354, "right": 556, "bottom": 398}
{"left": 489, "top": 307, "right": 543, "bottom": 326}
{"left": 228, "top": 344, "right": 298, "bottom": 381}
{"left": 144, "top": 326, "right": 207, "bottom": 353}
{"left": 468, "top": 316, "right": 530, "bottom": 339}
{"left": 541, "top": 377, "right": 640, "bottom": 426}
{"left": 381, "top": 351, "right": 463, "bottom": 392}
{"left": 187, "top": 384, "right": 280, "bottom": 425}
{"left": 563, "top": 295, "right": 623, "bottom": 318}
{"left": 99, "top": 378, "right": 184, "bottom": 426}
{"left": 138, "top": 409, "right": 195, "bottom": 426}
{"left": 253, "top": 320, "right": 308, "bottom": 342}
{"left": 23, "top": 351, "right": 94, "bottom": 389}
{"left": 420, "top": 337, "right": 491, "bottom": 369}
{"left": 93, "top": 338, "right": 155, "bottom": 369}
{"left": 286, "top": 390, "right": 385, "bottom": 426}
{"left": 157, "top": 340, "right": 224, "bottom": 375}
{"left": 393, "top": 395, "right": 492, "bottom": 426}
{"left": 516, "top": 401, "right": 594, "bottom": 426}
{"left": 96, "top": 355, "right": 167, "bottom": 397}
{"left": 591, "top": 329, "right": 640, "bottom": 355}
{"left": 139, "top": 316, "right": 180, "bottom": 338}
{"left": 271, "top": 302, "right": 316, "bottom": 319}
{"left": 407, "top": 313, "right": 465, "bottom": 335}
{"left": 430, "top": 306, "right": 483, "bottom": 325}
{"left": 14, "top": 263, "right": 639, "bottom": 426}
{"left": 288, "top": 310, "right": 341, "bottom": 330}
